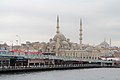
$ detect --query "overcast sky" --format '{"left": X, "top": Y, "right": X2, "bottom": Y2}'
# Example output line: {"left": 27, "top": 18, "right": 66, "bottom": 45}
{"left": 0, "top": 0, "right": 120, "bottom": 46}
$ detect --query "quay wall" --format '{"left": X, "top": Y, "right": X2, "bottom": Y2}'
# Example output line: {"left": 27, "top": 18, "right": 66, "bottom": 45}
{"left": 0, "top": 64, "right": 120, "bottom": 73}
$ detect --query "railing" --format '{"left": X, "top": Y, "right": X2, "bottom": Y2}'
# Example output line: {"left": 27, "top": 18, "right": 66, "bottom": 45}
{"left": 0, "top": 63, "right": 119, "bottom": 72}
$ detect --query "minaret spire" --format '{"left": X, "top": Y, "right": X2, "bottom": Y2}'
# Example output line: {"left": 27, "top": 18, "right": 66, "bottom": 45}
{"left": 56, "top": 15, "right": 60, "bottom": 34}
{"left": 79, "top": 18, "right": 83, "bottom": 50}
{"left": 110, "top": 37, "right": 111, "bottom": 48}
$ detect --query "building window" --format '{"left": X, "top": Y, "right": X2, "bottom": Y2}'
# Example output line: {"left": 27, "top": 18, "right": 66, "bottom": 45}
{"left": 89, "top": 57, "right": 91, "bottom": 59}
{"left": 95, "top": 57, "right": 97, "bottom": 59}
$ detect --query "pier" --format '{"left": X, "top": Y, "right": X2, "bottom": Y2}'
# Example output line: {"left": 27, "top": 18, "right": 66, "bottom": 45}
{"left": 0, "top": 56, "right": 120, "bottom": 73}
{"left": 0, "top": 48, "right": 120, "bottom": 73}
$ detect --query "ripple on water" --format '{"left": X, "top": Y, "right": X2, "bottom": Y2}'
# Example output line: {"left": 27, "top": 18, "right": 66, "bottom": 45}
{"left": 0, "top": 68, "right": 120, "bottom": 80}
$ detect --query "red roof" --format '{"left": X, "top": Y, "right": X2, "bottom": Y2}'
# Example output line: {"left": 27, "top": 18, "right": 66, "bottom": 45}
{"left": 11, "top": 50, "right": 42, "bottom": 54}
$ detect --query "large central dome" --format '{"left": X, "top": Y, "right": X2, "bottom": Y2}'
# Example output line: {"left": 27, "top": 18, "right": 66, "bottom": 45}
{"left": 53, "top": 33, "right": 66, "bottom": 41}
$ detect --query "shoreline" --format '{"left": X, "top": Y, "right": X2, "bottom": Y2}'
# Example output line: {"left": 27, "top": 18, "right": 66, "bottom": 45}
{"left": 0, "top": 65, "right": 120, "bottom": 74}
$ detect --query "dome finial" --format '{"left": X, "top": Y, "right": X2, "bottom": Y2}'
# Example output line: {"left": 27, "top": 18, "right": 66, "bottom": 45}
{"left": 104, "top": 37, "right": 106, "bottom": 42}
{"left": 56, "top": 15, "right": 60, "bottom": 34}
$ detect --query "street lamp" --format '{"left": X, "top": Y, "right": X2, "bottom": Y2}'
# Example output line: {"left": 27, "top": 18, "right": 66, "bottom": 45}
{"left": 10, "top": 41, "right": 13, "bottom": 51}
{"left": 0, "top": 41, "right": 3, "bottom": 50}
{"left": 16, "top": 35, "right": 21, "bottom": 45}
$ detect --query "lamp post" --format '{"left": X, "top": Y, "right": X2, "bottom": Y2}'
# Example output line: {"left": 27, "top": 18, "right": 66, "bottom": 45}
{"left": 16, "top": 35, "right": 21, "bottom": 45}
{"left": 10, "top": 41, "right": 13, "bottom": 51}
{"left": 0, "top": 41, "right": 3, "bottom": 50}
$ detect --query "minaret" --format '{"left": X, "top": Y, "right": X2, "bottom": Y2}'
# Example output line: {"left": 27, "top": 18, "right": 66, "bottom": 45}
{"left": 79, "top": 18, "right": 83, "bottom": 50}
{"left": 56, "top": 15, "right": 60, "bottom": 34}
{"left": 56, "top": 15, "right": 60, "bottom": 55}
{"left": 110, "top": 38, "right": 111, "bottom": 48}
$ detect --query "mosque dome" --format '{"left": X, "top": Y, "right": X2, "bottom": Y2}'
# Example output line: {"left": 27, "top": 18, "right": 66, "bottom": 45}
{"left": 53, "top": 33, "right": 66, "bottom": 41}
{"left": 40, "top": 42, "right": 46, "bottom": 45}
{"left": 49, "top": 41, "right": 56, "bottom": 45}
{"left": 98, "top": 41, "right": 109, "bottom": 48}
{"left": 100, "top": 41, "right": 109, "bottom": 46}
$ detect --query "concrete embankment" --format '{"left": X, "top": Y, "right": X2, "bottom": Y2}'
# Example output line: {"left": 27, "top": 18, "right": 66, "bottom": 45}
{"left": 0, "top": 64, "right": 119, "bottom": 73}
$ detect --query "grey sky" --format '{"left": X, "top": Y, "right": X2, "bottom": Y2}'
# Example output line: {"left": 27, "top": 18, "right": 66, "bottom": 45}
{"left": 0, "top": 0, "right": 120, "bottom": 46}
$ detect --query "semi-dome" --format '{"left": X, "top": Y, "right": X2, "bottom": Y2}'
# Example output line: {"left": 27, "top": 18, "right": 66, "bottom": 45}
{"left": 49, "top": 41, "right": 56, "bottom": 45}
{"left": 61, "top": 41, "right": 69, "bottom": 46}
{"left": 53, "top": 33, "right": 66, "bottom": 41}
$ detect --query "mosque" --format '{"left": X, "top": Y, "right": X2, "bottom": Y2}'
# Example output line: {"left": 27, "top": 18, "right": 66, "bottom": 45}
{"left": 38, "top": 16, "right": 111, "bottom": 61}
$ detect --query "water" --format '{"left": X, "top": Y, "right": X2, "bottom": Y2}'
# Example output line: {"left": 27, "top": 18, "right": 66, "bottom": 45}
{"left": 0, "top": 68, "right": 120, "bottom": 80}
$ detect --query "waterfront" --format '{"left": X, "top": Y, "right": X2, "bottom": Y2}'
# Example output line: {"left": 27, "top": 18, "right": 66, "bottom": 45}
{"left": 0, "top": 68, "right": 120, "bottom": 80}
